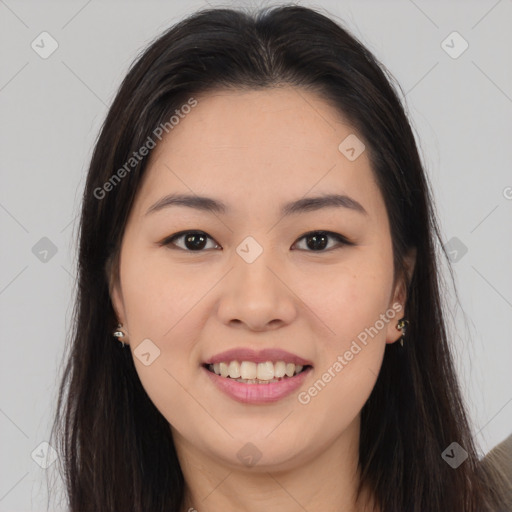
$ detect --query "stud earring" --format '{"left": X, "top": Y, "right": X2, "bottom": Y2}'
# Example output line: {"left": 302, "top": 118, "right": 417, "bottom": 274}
{"left": 112, "top": 323, "right": 127, "bottom": 348}
{"left": 396, "top": 318, "right": 409, "bottom": 347}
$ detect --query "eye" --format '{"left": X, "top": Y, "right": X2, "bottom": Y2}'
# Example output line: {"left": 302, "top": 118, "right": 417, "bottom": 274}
{"left": 160, "top": 230, "right": 352, "bottom": 252}
{"left": 293, "top": 231, "right": 352, "bottom": 252}
{"left": 161, "top": 231, "right": 220, "bottom": 251}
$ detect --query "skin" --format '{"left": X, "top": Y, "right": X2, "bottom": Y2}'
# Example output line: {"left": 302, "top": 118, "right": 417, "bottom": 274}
{"left": 110, "top": 86, "right": 415, "bottom": 512}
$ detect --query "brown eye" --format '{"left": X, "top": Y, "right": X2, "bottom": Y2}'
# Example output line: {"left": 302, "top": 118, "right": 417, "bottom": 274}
{"left": 162, "top": 231, "right": 220, "bottom": 251}
{"left": 161, "top": 230, "right": 352, "bottom": 253}
{"left": 293, "top": 231, "right": 352, "bottom": 252}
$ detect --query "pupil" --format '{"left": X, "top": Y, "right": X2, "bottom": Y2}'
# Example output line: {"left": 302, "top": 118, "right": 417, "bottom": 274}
{"left": 307, "top": 232, "right": 328, "bottom": 251}
{"left": 185, "top": 233, "right": 207, "bottom": 250}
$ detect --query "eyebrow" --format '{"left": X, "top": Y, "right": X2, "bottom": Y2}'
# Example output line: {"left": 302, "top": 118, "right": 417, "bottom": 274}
{"left": 145, "top": 192, "right": 368, "bottom": 217}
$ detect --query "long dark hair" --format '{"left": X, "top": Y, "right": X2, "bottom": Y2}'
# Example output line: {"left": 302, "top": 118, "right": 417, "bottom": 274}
{"left": 49, "top": 5, "right": 508, "bottom": 511}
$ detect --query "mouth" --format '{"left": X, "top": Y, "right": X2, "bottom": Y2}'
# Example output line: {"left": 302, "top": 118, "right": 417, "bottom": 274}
{"left": 202, "top": 348, "right": 314, "bottom": 403}
{"left": 203, "top": 361, "right": 312, "bottom": 384}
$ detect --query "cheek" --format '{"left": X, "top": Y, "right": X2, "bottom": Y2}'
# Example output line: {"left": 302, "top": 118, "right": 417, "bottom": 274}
{"left": 121, "top": 250, "right": 202, "bottom": 340}
{"left": 120, "top": 255, "right": 205, "bottom": 430}
{"left": 300, "top": 253, "right": 393, "bottom": 401}
{"left": 119, "top": 251, "right": 205, "bottom": 394}
{"left": 299, "top": 275, "right": 389, "bottom": 425}
{"left": 306, "top": 256, "right": 395, "bottom": 342}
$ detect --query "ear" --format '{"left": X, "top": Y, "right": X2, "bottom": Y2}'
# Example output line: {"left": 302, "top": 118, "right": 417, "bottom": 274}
{"left": 106, "top": 255, "right": 129, "bottom": 345}
{"left": 386, "top": 248, "right": 416, "bottom": 344}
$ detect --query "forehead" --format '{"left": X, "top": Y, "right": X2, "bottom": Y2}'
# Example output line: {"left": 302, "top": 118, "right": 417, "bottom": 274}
{"left": 160, "top": 87, "right": 351, "bottom": 157}
{"left": 132, "top": 87, "right": 383, "bottom": 220}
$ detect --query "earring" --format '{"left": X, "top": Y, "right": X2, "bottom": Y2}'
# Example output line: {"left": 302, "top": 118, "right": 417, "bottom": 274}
{"left": 396, "top": 318, "right": 409, "bottom": 347}
{"left": 112, "top": 323, "right": 127, "bottom": 348}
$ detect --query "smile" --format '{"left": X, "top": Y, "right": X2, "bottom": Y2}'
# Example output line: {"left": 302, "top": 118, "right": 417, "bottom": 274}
{"left": 203, "top": 364, "right": 313, "bottom": 404}
{"left": 206, "top": 360, "right": 309, "bottom": 383}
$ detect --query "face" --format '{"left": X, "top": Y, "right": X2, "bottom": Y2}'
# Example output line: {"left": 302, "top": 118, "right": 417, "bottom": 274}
{"left": 110, "top": 87, "right": 411, "bottom": 472}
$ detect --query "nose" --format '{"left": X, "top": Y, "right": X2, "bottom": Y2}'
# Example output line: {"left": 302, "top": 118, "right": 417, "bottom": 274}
{"left": 216, "top": 249, "right": 297, "bottom": 332}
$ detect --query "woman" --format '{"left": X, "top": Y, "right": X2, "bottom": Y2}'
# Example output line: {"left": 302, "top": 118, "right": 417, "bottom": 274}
{"left": 49, "top": 5, "right": 510, "bottom": 511}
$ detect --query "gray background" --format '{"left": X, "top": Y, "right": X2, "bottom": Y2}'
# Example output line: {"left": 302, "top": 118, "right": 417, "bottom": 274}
{"left": 1, "top": 0, "right": 511, "bottom": 510}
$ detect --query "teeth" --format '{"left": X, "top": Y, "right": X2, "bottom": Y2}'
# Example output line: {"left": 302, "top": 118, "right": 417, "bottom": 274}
{"left": 274, "top": 361, "right": 286, "bottom": 378}
{"left": 257, "top": 361, "right": 274, "bottom": 380}
{"left": 219, "top": 362, "right": 229, "bottom": 378}
{"left": 240, "top": 361, "right": 257, "bottom": 380}
{"left": 228, "top": 361, "right": 240, "bottom": 379}
{"left": 233, "top": 377, "right": 280, "bottom": 384}
{"left": 209, "top": 360, "right": 306, "bottom": 380}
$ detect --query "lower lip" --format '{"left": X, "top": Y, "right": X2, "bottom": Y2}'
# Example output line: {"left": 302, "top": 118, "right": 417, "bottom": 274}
{"left": 203, "top": 366, "right": 312, "bottom": 404}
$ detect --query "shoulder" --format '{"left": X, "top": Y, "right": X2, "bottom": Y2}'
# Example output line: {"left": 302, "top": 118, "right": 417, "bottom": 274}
{"left": 480, "top": 433, "right": 512, "bottom": 511}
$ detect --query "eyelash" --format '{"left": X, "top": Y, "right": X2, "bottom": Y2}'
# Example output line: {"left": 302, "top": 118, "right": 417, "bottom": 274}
{"left": 160, "top": 230, "right": 353, "bottom": 253}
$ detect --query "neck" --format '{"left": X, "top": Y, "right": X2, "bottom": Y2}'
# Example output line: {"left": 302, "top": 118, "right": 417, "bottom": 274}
{"left": 174, "top": 415, "right": 379, "bottom": 512}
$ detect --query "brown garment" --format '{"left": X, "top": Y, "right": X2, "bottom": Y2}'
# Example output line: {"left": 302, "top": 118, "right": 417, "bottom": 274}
{"left": 480, "top": 433, "right": 512, "bottom": 511}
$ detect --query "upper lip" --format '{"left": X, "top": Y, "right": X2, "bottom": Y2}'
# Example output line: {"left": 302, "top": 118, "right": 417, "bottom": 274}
{"left": 204, "top": 348, "right": 313, "bottom": 366}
